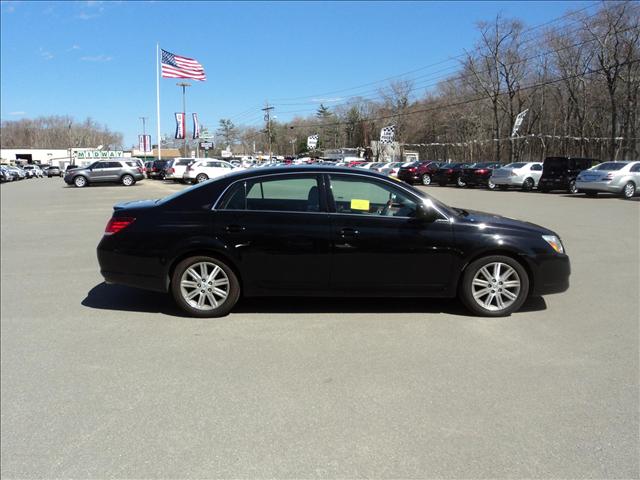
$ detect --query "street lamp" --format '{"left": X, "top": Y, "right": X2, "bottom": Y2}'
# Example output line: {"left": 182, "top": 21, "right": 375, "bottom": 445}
{"left": 177, "top": 82, "right": 191, "bottom": 157}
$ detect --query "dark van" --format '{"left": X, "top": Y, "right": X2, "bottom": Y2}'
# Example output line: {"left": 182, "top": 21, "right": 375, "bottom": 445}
{"left": 538, "top": 157, "right": 599, "bottom": 193}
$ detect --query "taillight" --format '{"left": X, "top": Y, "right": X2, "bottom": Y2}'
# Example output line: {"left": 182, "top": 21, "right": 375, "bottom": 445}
{"left": 477, "top": 169, "right": 488, "bottom": 174}
{"left": 104, "top": 217, "right": 135, "bottom": 235}
{"left": 152, "top": 167, "right": 157, "bottom": 171}
{"left": 409, "top": 167, "right": 416, "bottom": 172}
{"left": 137, "top": 167, "right": 143, "bottom": 173}
{"left": 168, "top": 167, "right": 175, "bottom": 174}
{"left": 446, "top": 169, "right": 453, "bottom": 174}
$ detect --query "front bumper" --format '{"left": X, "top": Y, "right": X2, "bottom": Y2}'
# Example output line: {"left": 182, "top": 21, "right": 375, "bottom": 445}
{"left": 529, "top": 253, "right": 571, "bottom": 296}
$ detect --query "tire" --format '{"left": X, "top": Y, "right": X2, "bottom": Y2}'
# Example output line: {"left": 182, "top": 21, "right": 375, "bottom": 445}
{"left": 121, "top": 174, "right": 135, "bottom": 186}
{"left": 568, "top": 180, "right": 578, "bottom": 194}
{"left": 459, "top": 255, "right": 529, "bottom": 317}
{"left": 421, "top": 174, "right": 431, "bottom": 186}
{"left": 622, "top": 181, "right": 636, "bottom": 199}
{"left": 456, "top": 177, "right": 466, "bottom": 188}
{"left": 522, "top": 177, "right": 535, "bottom": 192}
{"left": 196, "top": 173, "right": 209, "bottom": 184}
{"left": 73, "top": 175, "right": 87, "bottom": 188}
{"left": 171, "top": 256, "right": 240, "bottom": 318}
{"left": 487, "top": 180, "right": 496, "bottom": 190}
{"left": 499, "top": 185, "right": 509, "bottom": 191}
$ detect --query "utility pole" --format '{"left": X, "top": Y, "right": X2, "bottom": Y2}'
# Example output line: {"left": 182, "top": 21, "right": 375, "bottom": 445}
{"left": 139, "top": 117, "right": 148, "bottom": 154}
{"left": 262, "top": 102, "right": 274, "bottom": 162}
{"left": 177, "top": 82, "right": 191, "bottom": 157}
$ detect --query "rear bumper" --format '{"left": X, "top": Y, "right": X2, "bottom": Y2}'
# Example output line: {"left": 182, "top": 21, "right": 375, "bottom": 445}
{"left": 576, "top": 180, "right": 621, "bottom": 194}
{"left": 491, "top": 176, "right": 522, "bottom": 186}
{"left": 97, "top": 243, "right": 167, "bottom": 292}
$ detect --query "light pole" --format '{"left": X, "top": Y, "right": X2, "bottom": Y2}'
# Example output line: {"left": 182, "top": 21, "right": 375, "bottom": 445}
{"left": 177, "top": 82, "right": 191, "bottom": 157}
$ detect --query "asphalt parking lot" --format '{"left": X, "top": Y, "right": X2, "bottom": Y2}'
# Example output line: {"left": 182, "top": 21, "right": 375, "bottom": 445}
{"left": 1, "top": 177, "right": 638, "bottom": 478}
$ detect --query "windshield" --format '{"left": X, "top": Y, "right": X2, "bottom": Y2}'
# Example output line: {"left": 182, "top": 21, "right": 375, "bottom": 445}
{"left": 591, "top": 162, "right": 627, "bottom": 171}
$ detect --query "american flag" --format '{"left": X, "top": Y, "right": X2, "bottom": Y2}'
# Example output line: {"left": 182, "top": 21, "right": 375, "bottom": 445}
{"left": 161, "top": 49, "right": 206, "bottom": 81}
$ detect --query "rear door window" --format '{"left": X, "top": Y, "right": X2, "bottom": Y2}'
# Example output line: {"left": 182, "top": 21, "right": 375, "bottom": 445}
{"left": 218, "top": 175, "right": 322, "bottom": 212}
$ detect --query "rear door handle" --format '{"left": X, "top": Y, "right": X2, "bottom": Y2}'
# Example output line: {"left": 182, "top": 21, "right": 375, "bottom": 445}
{"left": 339, "top": 227, "right": 359, "bottom": 237}
{"left": 225, "top": 224, "right": 245, "bottom": 233}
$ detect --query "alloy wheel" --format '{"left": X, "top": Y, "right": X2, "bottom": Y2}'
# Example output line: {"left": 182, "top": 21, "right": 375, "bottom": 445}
{"left": 488, "top": 180, "right": 496, "bottom": 190}
{"left": 471, "top": 262, "right": 521, "bottom": 312}
{"left": 422, "top": 174, "right": 431, "bottom": 185}
{"left": 569, "top": 180, "right": 578, "bottom": 194}
{"left": 180, "top": 261, "right": 230, "bottom": 311}
{"left": 623, "top": 182, "right": 635, "bottom": 199}
{"left": 457, "top": 177, "right": 466, "bottom": 187}
{"left": 196, "top": 174, "right": 208, "bottom": 183}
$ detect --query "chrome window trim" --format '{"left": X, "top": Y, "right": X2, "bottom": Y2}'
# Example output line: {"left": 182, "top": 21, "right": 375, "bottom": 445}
{"left": 211, "top": 170, "right": 450, "bottom": 221}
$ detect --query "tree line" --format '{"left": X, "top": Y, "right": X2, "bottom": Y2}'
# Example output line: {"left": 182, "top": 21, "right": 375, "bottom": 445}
{"left": 1, "top": 116, "right": 123, "bottom": 150}
{"left": 221, "top": 1, "right": 638, "bottom": 162}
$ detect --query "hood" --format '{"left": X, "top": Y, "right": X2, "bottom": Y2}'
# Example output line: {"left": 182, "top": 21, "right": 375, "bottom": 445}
{"left": 113, "top": 199, "right": 158, "bottom": 211}
{"left": 454, "top": 208, "right": 555, "bottom": 236}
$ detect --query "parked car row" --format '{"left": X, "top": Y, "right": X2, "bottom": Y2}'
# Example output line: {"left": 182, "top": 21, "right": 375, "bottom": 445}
{"left": 395, "top": 157, "right": 639, "bottom": 199}
{"left": 145, "top": 158, "right": 238, "bottom": 184}
{"left": 64, "top": 159, "right": 145, "bottom": 187}
{"left": 1, "top": 164, "right": 61, "bottom": 182}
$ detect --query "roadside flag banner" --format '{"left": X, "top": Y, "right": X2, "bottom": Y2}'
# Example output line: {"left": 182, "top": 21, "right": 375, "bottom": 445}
{"left": 380, "top": 125, "right": 396, "bottom": 144}
{"left": 175, "top": 112, "right": 186, "bottom": 139}
{"left": 161, "top": 49, "right": 206, "bottom": 81}
{"left": 511, "top": 109, "right": 529, "bottom": 137}
{"left": 138, "top": 135, "right": 151, "bottom": 152}
{"left": 307, "top": 134, "right": 319, "bottom": 150}
{"left": 192, "top": 113, "right": 200, "bottom": 139}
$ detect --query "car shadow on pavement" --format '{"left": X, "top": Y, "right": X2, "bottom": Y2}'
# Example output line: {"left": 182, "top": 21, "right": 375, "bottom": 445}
{"left": 559, "top": 193, "right": 639, "bottom": 202}
{"left": 82, "top": 282, "right": 547, "bottom": 317}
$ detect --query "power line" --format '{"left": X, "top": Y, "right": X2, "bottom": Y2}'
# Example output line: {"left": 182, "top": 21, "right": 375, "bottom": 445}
{"left": 268, "top": 2, "right": 601, "bottom": 103}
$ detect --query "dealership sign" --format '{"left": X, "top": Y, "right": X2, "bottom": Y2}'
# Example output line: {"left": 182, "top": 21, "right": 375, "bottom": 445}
{"left": 74, "top": 150, "right": 124, "bottom": 160}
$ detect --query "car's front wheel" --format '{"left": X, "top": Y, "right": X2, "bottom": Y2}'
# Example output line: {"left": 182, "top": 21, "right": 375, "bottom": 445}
{"left": 622, "top": 181, "right": 636, "bottom": 199}
{"left": 171, "top": 256, "right": 240, "bottom": 317}
{"left": 568, "top": 180, "right": 578, "bottom": 194}
{"left": 459, "top": 255, "right": 529, "bottom": 317}
{"left": 73, "top": 175, "right": 87, "bottom": 188}
{"left": 121, "top": 174, "right": 135, "bottom": 186}
{"left": 196, "top": 173, "right": 209, "bottom": 183}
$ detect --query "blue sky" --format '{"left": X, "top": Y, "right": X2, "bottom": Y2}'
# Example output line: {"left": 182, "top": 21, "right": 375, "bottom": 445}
{"left": 1, "top": 0, "right": 596, "bottom": 148}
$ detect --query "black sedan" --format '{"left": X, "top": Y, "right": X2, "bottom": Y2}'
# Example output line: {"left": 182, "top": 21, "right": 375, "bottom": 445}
{"left": 459, "top": 162, "right": 502, "bottom": 189}
{"left": 97, "top": 166, "right": 570, "bottom": 318}
{"left": 431, "top": 163, "right": 470, "bottom": 187}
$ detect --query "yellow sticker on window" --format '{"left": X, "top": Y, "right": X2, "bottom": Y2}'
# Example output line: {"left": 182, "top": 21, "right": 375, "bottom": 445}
{"left": 350, "top": 198, "right": 370, "bottom": 211}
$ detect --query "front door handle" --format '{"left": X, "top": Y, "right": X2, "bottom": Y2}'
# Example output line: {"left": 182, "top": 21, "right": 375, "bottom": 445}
{"left": 225, "top": 224, "right": 245, "bottom": 233}
{"left": 339, "top": 227, "right": 359, "bottom": 238}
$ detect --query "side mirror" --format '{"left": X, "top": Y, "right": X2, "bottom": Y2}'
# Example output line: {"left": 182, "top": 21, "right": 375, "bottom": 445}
{"left": 416, "top": 202, "right": 440, "bottom": 223}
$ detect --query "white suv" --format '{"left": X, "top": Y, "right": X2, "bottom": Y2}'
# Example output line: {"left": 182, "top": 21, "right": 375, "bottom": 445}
{"left": 165, "top": 158, "right": 196, "bottom": 182}
{"left": 490, "top": 162, "right": 543, "bottom": 191}
{"left": 183, "top": 159, "right": 236, "bottom": 184}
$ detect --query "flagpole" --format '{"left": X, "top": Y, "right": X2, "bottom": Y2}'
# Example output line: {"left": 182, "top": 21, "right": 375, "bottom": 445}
{"left": 156, "top": 43, "right": 162, "bottom": 160}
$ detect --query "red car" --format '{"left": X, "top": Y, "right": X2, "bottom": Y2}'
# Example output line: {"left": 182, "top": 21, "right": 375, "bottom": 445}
{"left": 397, "top": 161, "right": 442, "bottom": 185}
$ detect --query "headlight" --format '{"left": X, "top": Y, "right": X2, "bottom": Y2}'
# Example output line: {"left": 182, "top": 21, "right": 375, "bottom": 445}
{"left": 542, "top": 235, "right": 565, "bottom": 254}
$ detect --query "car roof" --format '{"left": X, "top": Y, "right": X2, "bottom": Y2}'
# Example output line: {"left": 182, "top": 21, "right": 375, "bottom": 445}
{"left": 222, "top": 164, "right": 395, "bottom": 182}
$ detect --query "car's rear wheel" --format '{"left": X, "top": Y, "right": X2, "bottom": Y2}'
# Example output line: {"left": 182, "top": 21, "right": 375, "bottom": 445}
{"left": 487, "top": 180, "right": 496, "bottom": 190}
{"left": 456, "top": 177, "right": 466, "bottom": 188}
{"left": 196, "top": 173, "right": 209, "bottom": 183}
{"left": 421, "top": 174, "right": 431, "bottom": 185}
{"left": 622, "top": 181, "right": 636, "bottom": 199}
{"left": 171, "top": 256, "right": 240, "bottom": 318}
{"left": 568, "top": 180, "right": 578, "bottom": 194}
{"left": 121, "top": 174, "right": 135, "bottom": 186}
{"left": 73, "top": 175, "right": 87, "bottom": 188}
{"left": 459, "top": 255, "right": 529, "bottom": 317}
{"left": 522, "top": 177, "right": 534, "bottom": 192}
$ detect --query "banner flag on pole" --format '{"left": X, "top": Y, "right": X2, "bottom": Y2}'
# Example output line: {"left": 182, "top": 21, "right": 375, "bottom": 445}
{"left": 138, "top": 135, "right": 151, "bottom": 153}
{"left": 192, "top": 113, "right": 200, "bottom": 139}
{"left": 380, "top": 125, "right": 396, "bottom": 144}
{"left": 161, "top": 49, "right": 206, "bottom": 81}
{"left": 511, "top": 109, "right": 529, "bottom": 137}
{"left": 307, "top": 134, "right": 319, "bottom": 150}
{"left": 175, "top": 112, "right": 185, "bottom": 139}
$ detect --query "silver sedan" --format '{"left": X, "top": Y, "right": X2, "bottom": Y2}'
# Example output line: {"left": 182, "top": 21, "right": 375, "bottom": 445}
{"left": 576, "top": 161, "right": 640, "bottom": 199}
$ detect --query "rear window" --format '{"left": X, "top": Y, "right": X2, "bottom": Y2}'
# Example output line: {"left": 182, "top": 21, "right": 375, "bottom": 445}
{"left": 506, "top": 162, "right": 526, "bottom": 168}
{"left": 176, "top": 159, "right": 193, "bottom": 166}
{"left": 592, "top": 162, "right": 627, "bottom": 171}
